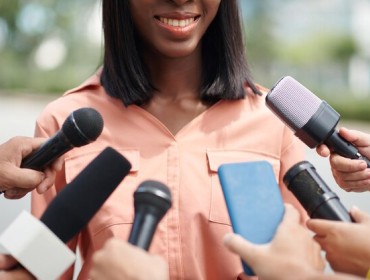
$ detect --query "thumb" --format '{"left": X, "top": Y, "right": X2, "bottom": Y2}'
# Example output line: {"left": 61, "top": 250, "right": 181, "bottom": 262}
{"left": 7, "top": 166, "right": 45, "bottom": 190}
{"left": 0, "top": 254, "right": 17, "bottom": 270}
{"left": 350, "top": 206, "right": 370, "bottom": 223}
{"left": 223, "top": 233, "right": 259, "bottom": 265}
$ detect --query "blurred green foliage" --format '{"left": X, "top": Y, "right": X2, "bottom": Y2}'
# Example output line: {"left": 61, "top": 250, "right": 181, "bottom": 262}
{"left": 276, "top": 33, "right": 357, "bottom": 65}
{"left": 0, "top": 0, "right": 102, "bottom": 94}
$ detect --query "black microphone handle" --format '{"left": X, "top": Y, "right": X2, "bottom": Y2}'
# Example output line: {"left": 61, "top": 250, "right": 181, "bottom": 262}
{"left": 128, "top": 212, "right": 158, "bottom": 250}
{"left": 21, "top": 131, "right": 72, "bottom": 171}
{"left": 326, "top": 131, "right": 370, "bottom": 168}
{"left": 310, "top": 192, "right": 353, "bottom": 222}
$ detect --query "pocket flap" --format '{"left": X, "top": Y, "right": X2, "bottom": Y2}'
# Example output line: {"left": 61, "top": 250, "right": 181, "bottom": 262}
{"left": 207, "top": 149, "right": 279, "bottom": 176}
{"left": 65, "top": 147, "right": 140, "bottom": 184}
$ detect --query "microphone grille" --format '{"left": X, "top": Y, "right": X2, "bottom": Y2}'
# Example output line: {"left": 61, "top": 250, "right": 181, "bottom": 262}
{"left": 62, "top": 107, "right": 104, "bottom": 147}
{"left": 266, "top": 76, "right": 322, "bottom": 131}
{"left": 283, "top": 161, "right": 330, "bottom": 215}
{"left": 134, "top": 180, "right": 172, "bottom": 215}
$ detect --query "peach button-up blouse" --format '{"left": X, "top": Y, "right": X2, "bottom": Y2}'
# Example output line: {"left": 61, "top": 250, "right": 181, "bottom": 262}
{"left": 31, "top": 69, "right": 306, "bottom": 280}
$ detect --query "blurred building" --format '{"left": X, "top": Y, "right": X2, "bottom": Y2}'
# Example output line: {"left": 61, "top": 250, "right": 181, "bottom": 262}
{"left": 349, "top": 0, "right": 370, "bottom": 98}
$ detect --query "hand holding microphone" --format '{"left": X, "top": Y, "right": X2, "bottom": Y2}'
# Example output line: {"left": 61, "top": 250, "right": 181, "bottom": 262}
{"left": 0, "top": 107, "right": 103, "bottom": 198}
{"left": 266, "top": 76, "right": 370, "bottom": 168}
{"left": 22, "top": 107, "right": 104, "bottom": 171}
{"left": 0, "top": 136, "right": 56, "bottom": 199}
{"left": 307, "top": 206, "right": 370, "bottom": 277}
{"left": 0, "top": 147, "right": 132, "bottom": 280}
{"left": 317, "top": 127, "right": 370, "bottom": 192}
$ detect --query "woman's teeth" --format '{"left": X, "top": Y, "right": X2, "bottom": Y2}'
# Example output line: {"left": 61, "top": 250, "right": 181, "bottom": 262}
{"left": 159, "top": 17, "right": 195, "bottom": 27}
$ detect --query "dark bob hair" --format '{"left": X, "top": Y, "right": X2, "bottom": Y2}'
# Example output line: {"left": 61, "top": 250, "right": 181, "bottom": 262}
{"left": 101, "top": 0, "right": 260, "bottom": 106}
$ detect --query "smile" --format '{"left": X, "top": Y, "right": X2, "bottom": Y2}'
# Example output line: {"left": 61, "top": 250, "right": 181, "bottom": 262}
{"left": 157, "top": 17, "right": 198, "bottom": 28}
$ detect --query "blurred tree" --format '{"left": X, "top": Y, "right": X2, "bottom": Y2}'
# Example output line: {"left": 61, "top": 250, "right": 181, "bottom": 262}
{"left": 0, "top": 0, "right": 102, "bottom": 94}
{"left": 241, "top": 0, "right": 276, "bottom": 85}
{"left": 276, "top": 32, "right": 357, "bottom": 65}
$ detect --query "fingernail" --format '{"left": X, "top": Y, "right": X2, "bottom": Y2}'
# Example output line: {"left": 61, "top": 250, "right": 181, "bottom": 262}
{"left": 39, "top": 185, "right": 49, "bottom": 194}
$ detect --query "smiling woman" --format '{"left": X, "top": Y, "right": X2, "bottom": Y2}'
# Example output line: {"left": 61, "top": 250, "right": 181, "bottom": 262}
{"left": 0, "top": 0, "right": 102, "bottom": 94}
{"left": 27, "top": 1, "right": 308, "bottom": 280}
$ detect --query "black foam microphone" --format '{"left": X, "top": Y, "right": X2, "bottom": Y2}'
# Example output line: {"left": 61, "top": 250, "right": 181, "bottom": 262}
{"left": 266, "top": 76, "right": 370, "bottom": 167}
{"left": 283, "top": 160, "right": 352, "bottom": 222}
{"left": 128, "top": 180, "right": 172, "bottom": 250}
{"left": 21, "top": 107, "right": 104, "bottom": 171}
{"left": 0, "top": 147, "right": 131, "bottom": 279}
{"left": 41, "top": 146, "right": 132, "bottom": 243}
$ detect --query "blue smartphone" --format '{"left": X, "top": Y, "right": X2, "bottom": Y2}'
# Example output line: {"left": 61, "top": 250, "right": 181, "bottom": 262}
{"left": 218, "top": 160, "right": 285, "bottom": 276}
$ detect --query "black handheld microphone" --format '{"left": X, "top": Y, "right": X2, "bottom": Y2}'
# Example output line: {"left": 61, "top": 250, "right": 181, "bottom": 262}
{"left": 21, "top": 107, "right": 104, "bottom": 171}
{"left": 128, "top": 180, "right": 172, "bottom": 250}
{"left": 266, "top": 76, "right": 370, "bottom": 167}
{"left": 283, "top": 160, "right": 352, "bottom": 222}
{"left": 41, "top": 146, "right": 132, "bottom": 243}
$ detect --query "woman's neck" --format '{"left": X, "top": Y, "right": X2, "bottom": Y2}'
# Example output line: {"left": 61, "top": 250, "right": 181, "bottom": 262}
{"left": 140, "top": 48, "right": 213, "bottom": 135}
{"left": 144, "top": 49, "right": 203, "bottom": 99}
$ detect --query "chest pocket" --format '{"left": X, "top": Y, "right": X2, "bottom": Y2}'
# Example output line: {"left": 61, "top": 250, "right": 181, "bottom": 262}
{"left": 206, "top": 150, "right": 280, "bottom": 226}
{"left": 64, "top": 147, "right": 140, "bottom": 236}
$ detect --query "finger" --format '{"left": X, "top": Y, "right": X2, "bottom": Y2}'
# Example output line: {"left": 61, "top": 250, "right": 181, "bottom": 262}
{"left": 223, "top": 233, "right": 259, "bottom": 264}
{"left": 50, "top": 157, "right": 64, "bottom": 172}
{"left": 333, "top": 169, "right": 370, "bottom": 182}
{"left": 330, "top": 154, "right": 368, "bottom": 173}
{"left": 280, "top": 203, "right": 299, "bottom": 226}
{"left": 350, "top": 206, "right": 370, "bottom": 223}
{"left": 4, "top": 137, "right": 44, "bottom": 163}
{"left": 3, "top": 188, "right": 28, "bottom": 200}
{"left": 339, "top": 128, "right": 370, "bottom": 148}
{"left": 306, "top": 219, "right": 337, "bottom": 235}
{"left": 343, "top": 185, "right": 370, "bottom": 193}
{"left": 1, "top": 165, "right": 44, "bottom": 191}
{"left": 0, "top": 255, "right": 17, "bottom": 270}
{"left": 316, "top": 144, "right": 330, "bottom": 157}
{"left": 36, "top": 169, "right": 56, "bottom": 194}
{"left": 312, "top": 235, "right": 327, "bottom": 251}
{"left": 0, "top": 269, "right": 36, "bottom": 280}
{"left": 18, "top": 137, "right": 46, "bottom": 159}
{"left": 332, "top": 177, "right": 370, "bottom": 192}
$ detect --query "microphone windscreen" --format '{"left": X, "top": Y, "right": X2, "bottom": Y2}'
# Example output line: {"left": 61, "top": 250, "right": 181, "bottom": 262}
{"left": 266, "top": 76, "right": 322, "bottom": 131}
{"left": 62, "top": 107, "right": 104, "bottom": 147}
{"left": 40, "top": 147, "right": 132, "bottom": 243}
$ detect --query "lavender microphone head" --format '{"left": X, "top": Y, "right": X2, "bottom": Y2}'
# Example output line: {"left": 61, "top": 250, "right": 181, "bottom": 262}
{"left": 266, "top": 76, "right": 322, "bottom": 131}
{"left": 265, "top": 76, "right": 341, "bottom": 148}
{"left": 265, "top": 76, "right": 370, "bottom": 164}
